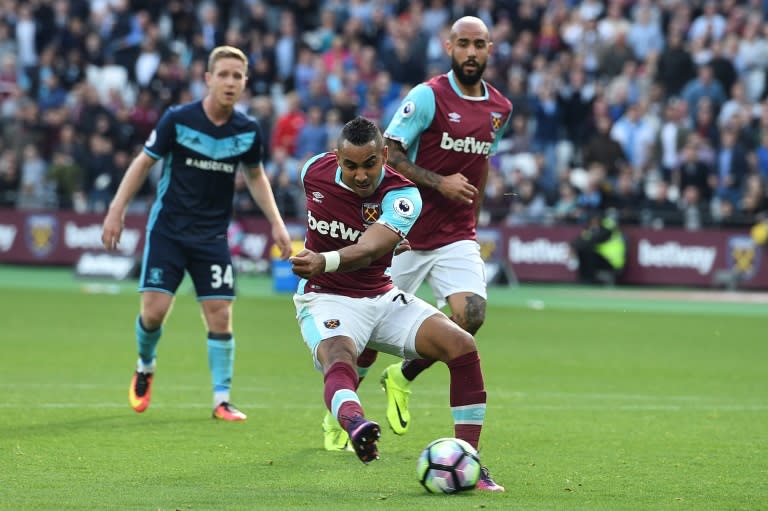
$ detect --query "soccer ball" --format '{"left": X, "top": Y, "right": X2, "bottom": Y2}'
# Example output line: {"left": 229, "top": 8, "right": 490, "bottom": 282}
{"left": 416, "top": 437, "right": 481, "bottom": 494}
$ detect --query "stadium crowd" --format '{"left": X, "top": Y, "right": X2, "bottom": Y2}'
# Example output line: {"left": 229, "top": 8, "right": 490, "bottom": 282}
{"left": 0, "top": 0, "right": 767, "bottom": 229}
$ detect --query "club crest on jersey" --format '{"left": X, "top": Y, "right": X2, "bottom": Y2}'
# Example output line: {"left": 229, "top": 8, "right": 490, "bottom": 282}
{"left": 323, "top": 319, "right": 340, "bottom": 329}
{"left": 490, "top": 112, "right": 504, "bottom": 132}
{"left": 362, "top": 203, "right": 380, "bottom": 225}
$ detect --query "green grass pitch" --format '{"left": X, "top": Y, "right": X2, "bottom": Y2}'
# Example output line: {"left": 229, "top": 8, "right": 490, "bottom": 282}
{"left": 1, "top": 265, "right": 766, "bottom": 510}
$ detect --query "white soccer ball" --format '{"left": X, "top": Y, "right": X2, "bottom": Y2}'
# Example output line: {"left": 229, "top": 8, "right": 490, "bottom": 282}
{"left": 416, "top": 437, "right": 481, "bottom": 494}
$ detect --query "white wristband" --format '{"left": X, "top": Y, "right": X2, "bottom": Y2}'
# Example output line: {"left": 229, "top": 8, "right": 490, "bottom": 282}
{"left": 321, "top": 251, "right": 341, "bottom": 272}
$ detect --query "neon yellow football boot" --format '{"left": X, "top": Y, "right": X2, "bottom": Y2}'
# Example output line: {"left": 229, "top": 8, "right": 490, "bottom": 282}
{"left": 380, "top": 363, "right": 412, "bottom": 435}
{"left": 322, "top": 411, "right": 350, "bottom": 451}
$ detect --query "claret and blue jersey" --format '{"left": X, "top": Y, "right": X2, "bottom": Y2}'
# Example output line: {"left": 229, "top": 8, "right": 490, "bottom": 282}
{"left": 383, "top": 71, "right": 513, "bottom": 250}
{"left": 143, "top": 100, "right": 264, "bottom": 240}
{"left": 298, "top": 152, "right": 422, "bottom": 298}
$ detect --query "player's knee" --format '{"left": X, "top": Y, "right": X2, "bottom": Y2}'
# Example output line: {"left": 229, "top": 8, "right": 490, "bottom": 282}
{"left": 140, "top": 311, "right": 165, "bottom": 330}
{"left": 461, "top": 315, "right": 484, "bottom": 335}
{"left": 318, "top": 337, "right": 357, "bottom": 369}
{"left": 432, "top": 321, "right": 477, "bottom": 361}
{"left": 447, "top": 329, "right": 477, "bottom": 359}
{"left": 453, "top": 302, "right": 486, "bottom": 335}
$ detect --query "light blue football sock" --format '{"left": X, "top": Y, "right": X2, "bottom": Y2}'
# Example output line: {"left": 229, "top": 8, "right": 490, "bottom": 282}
{"left": 136, "top": 315, "right": 162, "bottom": 366}
{"left": 207, "top": 333, "right": 234, "bottom": 399}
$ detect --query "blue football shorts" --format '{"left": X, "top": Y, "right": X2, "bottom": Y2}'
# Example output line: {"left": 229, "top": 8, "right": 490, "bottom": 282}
{"left": 139, "top": 229, "right": 235, "bottom": 300}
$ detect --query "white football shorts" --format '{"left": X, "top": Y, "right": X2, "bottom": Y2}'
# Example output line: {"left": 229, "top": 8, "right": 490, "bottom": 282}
{"left": 293, "top": 287, "right": 444, "bottom": 371}
{"left": 389, "top": 239, "right": 487, "bottom": 309}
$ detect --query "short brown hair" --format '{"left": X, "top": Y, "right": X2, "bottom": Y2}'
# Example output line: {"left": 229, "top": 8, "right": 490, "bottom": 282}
{"left": 207, "top": 45, "right": 248, "bottom": 74}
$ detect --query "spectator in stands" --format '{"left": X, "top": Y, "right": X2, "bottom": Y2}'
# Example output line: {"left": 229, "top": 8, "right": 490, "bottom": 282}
{"left": 655, "top": 29, "right": 696, "bottom": 98}
{"left": 265, "top": 146, "right": 300, "bottom": 187}
{"left": 756, "top": 129, "right": 768, "bottom": 181}
{"left": 608, "top": 171, "right": 644, "bottom": 224}
{"left": 642, "top": 180, "right": 682, "bottom": 228}
{"left": 249, "top": 95, "right": 276, "bottom": 161}
{"left": 272, "top": 169, "right": 302, "bottom": 219}
{"left": 682, "top": 64, "right": 727, "bottom": 121}
{"left": 552, "top": 180, "right": 582, "bottom": 225}
{"left": 582, "top": 115, "right": 627, "bottom": 181}
{"left": 559, "top": 67, "right": 596, "bottom": 157}
{"left": 598, "top": 31, "right": 634, "bottom": 79}
{"left": 610, "top": 100, "right": 657, "bottom": 176}
{"left": 576, "top": 162, "right": 607, "bottom": 212}
{"left": 709, "top": 38, "right": 739, "bottom": 102}
{"left": 0, "top": 148, "right": 19, "bottom": 207}
{"left": 688, "top": 0, "right": 727, "bottom": 43}
{"left": 47, "top": 150, "right": 83, "bottom": 210}
{"left": 232, "top": 169, "right": 258, "bottom": 216}
{"left": 17, "top": 143, "right": 52, "bottom": 210}
{"left": 692, "top": 97, "right": 721, "bottom": 149}
{"left": 711, "top": 128, "right": 749, "bottom": 206}
{"left": 129, "top": 89, "right": 162, "bottom": 145}
{"left": 532, "top": 79, "right": 563, "bottom": 195}
{"left": 271, "top": 91, "right": 305, "bottom": 157}
{"left": 294, "top": 105, "right": 328, "bottom": 160}
{"left": 481, "top": 170, "right": 513, "bottom": 225}
{"left": 738, "top": 173, "right": 768, "bottom": 218}
{"left": 508, "top": 176, "right": 549, "bottom": 226}
{"left": 717, "top": 81, "right": 751, "bottom": 131}
{"left": 655, "top": 97, "right": 691, "bottom": 180}
{"left": 82, "top": 134, "right": 119, "bottom": 213}
{"left": 627, "top": 3, "right": 664, "bottom": 61}
{"left": 674, "top": 141, "right": 714, "bottom": 204}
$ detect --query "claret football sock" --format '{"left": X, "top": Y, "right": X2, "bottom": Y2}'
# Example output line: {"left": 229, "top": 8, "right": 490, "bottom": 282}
{"left": 448, "top": 351, "right": 486, "bottom": 450}
{"left": 401, "top": 358, "right": 436, "bottom": 381}
{"left": 324, "top": 362, "right": 363, "bottom": 431}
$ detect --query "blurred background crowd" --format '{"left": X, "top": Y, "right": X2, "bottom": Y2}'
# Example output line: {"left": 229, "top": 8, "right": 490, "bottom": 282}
{"left": 0, "top": 0, "right": 767, "bottom": 230}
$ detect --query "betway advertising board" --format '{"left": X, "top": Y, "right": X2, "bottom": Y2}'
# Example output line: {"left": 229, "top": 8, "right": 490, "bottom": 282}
{"left": 0, "top": 211, "right": 764, "bottom": 289}
{"left": 503, "top": 225, "right": 766, "bottom": 289}
{"left": 0, "top": 211, "right": 276, "bottom": 266}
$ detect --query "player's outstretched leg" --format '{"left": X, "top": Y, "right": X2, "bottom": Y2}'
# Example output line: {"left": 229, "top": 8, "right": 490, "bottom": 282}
{"left": 380, "top": 363, "right": 412, "bottom": 435}
{"left": 322, "top": 410, "right": 350, "bottom": 451}
{"left": 129, "top": 358, "right": 155, "bottom": 413}
{"left": 477, "top": 466, "right": 506, "bottom": 492}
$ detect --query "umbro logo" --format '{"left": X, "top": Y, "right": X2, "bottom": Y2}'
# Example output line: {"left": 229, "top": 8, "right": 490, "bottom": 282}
{"left": 312, "top": 191, "right": 324, "bottom": 203}
{"left": 448, "top": 112, "right": 461, "bottom": 123}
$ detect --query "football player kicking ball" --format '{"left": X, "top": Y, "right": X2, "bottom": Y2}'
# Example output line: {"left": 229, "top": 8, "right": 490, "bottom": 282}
{"left": 290, "top": 116, "right": 504, "bottom": 491}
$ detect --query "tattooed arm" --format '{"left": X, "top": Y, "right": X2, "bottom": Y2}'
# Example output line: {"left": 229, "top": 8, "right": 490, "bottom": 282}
{"left": 385, "top": 138, "right": 477, "bottom": 205}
